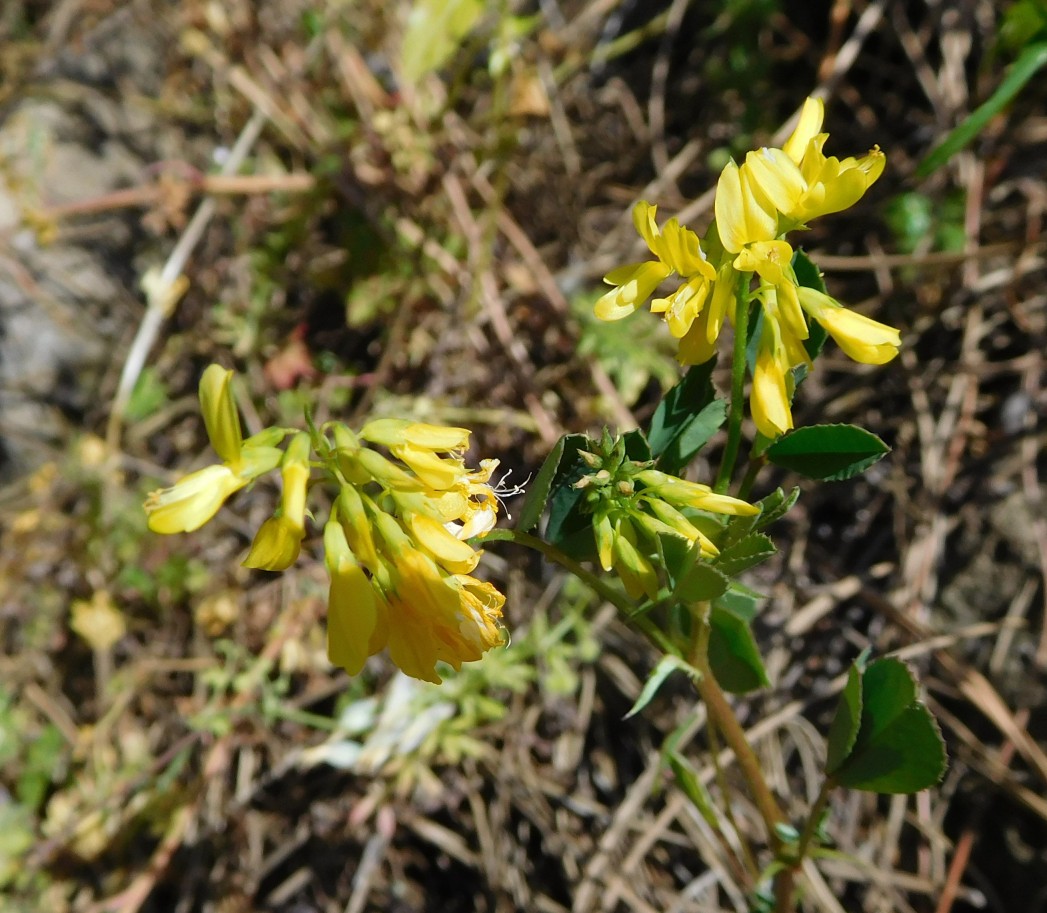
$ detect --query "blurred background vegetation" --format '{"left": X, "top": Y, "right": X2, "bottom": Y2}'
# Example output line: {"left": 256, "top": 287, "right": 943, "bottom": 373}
{"left": 0, "top": 1, "right": 1045, "bottom": 911}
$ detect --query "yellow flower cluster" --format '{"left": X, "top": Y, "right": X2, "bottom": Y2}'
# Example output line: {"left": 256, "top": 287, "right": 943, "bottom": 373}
{"left": 326, "top": 420, "right": 505, "bottom": 683}
{"left": 595, "top": 97, "right": 901, "bottom": 438}
{"left": 144, "top": 367, "right": 506, "bottom": 683}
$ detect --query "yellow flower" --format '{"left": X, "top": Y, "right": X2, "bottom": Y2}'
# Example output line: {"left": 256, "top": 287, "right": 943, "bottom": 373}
{"left": 595, "top": 201, "right": 716, "bottom": 334}
{"left": 797, "top": 287, "right": 901, "bottom": 364}
{"left": 381, "top": 548, "right": 505, "bottom": 683}
{"left": 751, "top": 317, "right": 796, "bottom": 439}
{"left": 360, "top": 419, "right": 471, "bottom": 491}
{"left": 243, "top": 433, "right": 311, "bottom": 571}
{"left": 745, "top": 96, "right": 886, "bottom": 225}
{"left": 635, "top": 469, "right": 759, "bottom": 517}
{"left": 325, "top": 516, "right": 385, "bottom": 676}
{"left": 144, "top": 464, "right": 250, "bottom": 534}
{"left": 144, "top": 365, "right": 283, "bottom": 534}
{"left": 610, "top": 518, "right": 660, "bottom": 601}
{"left": 406, "top": 511, "right": 481, "bottom": 574}
{"left": 745, "top": 285, "right": 816, "bottom": 438}
{"left": 322, "top": 496, "right": 507, "bottom": 683}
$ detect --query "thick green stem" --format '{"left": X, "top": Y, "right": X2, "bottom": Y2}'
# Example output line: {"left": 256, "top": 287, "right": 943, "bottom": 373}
{"left": 686, "top": 602, "right": 786, "bottom": 851}
{"left": 714, "top": 274, "right": 753, "bottom": 494}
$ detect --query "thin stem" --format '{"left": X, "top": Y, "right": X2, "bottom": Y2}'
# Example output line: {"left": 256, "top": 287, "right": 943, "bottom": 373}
{"left": 484, "top": 529, "right": 635, "bottom": 617}
{"left": 795, "top": 777, "right": 834, "bottom": 866}
{"left": 736, "top": 454, "right": 766, "bottom": 502}
{"left": 714, "top": 274, "right": 753, "bottom": 494}
{"left": 772, "top": 775, "right": 835, "bottom": 913}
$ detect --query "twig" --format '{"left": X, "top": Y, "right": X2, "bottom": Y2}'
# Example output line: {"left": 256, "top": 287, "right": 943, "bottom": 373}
{"left": 105, "top": 107, "right": 268, "bottom": 453}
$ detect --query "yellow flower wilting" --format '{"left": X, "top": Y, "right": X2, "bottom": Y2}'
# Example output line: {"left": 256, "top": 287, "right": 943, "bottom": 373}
{"left": 324, "top": 419, "right": 509, "bottom": 683}
{"left": 145, "top": 365, "right": 283, "bottom": 533}
{"left": 595, "top": 201, "right": 716, "bottom": 338}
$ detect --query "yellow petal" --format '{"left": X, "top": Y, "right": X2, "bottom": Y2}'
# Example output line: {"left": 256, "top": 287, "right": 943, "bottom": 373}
{"left": 327, "top": 565, "right": 380, "bottom": 675}
{"left": 360, "top": 418, "right": 470, "bottom": 452}
{"left": 594, "top": 261, "right": 673, "bottom": 321}
{"left": 782, "top": 97, "right": 824, "bottom": 164}
{"left": 715, "top": 160, "right": 778, "bottom": 254}
{"left": 632, "top": 200, "right": 658, "bottom": 247}
{"left": 660, "top": 219, "right": 715, "bottom": 278}
{"left": 393, "top": 443, "right": 466, "bottom": 490}
{"left": 324, "top": 518, "right": 384, "bottom": 675}
{"left": 243, "top": 515, "right": 304, "bottom": 571}
{"left": 751, "top": 326, "right": 793, "bottom": 439}
{"left": 677, "top": 307, "right": 717, "bottom": 365}
{"left": 199, "top": 365, "right": 243, "bottom": 464}
{"left": 611, "top": 527, "right": 660, "bottom": 600}
{"left": 408, "top": 513, "right": 480, "bottom": 574}
{"left": 144, "top": 464, "right": 246, "bottom": 534}
{"left": 818, "top": 309, "right": 901, "bottom": 364}
{"left": 744, "top": 148, "right": 807, "bottom": 216}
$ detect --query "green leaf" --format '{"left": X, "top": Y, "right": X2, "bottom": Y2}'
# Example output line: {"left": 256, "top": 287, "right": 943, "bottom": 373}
{"left": 708, "top": 608, "right": 769, "bottom": 694}
{"left": 831, "top": 659, "right": 947, "bottom": 794}
{"left": 647, "top": 361, "right": 726, "bottom": 474}
{"left": 674, "top": 562, "right": 730, "bottom": 604}
{"left": 714, "top": 584, "right": 762, "bottom": 623}
{"left": 17, "top": 724, "right": 65, "bottom": 811}
{"left": 516, "top": 435, "right": 567, "bottom": 533}
{"left": 542, "top": 435, "right": 598, "bottom": 560}
{"left": 766, "top": 424, "right": 889, "bottom": 481}
{"left": 754, "top": 487, "right": 800, "bottom": 530}
{"left": 126, "top": 366, "right": 169, "bottom": 422}
{"left": 825, "top": 663, "right": 863, "bottom": 775}
{"left": 622, "top": 428, "right": 653, "bottom": 463}
{"left": 917, "top": 42, "right": 1047, "bottom": 176}
{"left": 713, "top": 533, "right": 776, "bottom": 577}
{"left": 625, "top": 655, "right": 699, "bottom": 718}
{"left": 668, "top": 753, "right": 720, "bottom": 827}
{"left": 660, "top": 534, "right": 696, "bottom": 591}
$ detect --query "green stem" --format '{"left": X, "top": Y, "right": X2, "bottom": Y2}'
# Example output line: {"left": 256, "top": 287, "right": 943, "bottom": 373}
{"left": 483, "top": 529, "right": 635, "bottom": 617}
{"left": 794, "top": 777, "right": 834, "bottom": 866}
{"left": 489, "top": 529, "right": 683, "bottom": 657}
{"left": 705, "top": 709, "right": 760, "bottom": 879}
{"left": 772, "top": 777, "right": 835, "bottom": 913}
{"left": 736, "top": 454, "right": 766, "bottom": 502}
{"left": 714, "top": 273, "right": 753, "bottom": 494}
{"left": 686, "top": 602, "right": 786, "bottom": 853}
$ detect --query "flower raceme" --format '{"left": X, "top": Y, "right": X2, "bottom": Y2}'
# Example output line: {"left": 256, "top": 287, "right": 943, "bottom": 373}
{"left": 144, "top": 365, "right": 508, "bottom": 683}
{"left": 593, "top": 97, "right": 900, "bottom": 438}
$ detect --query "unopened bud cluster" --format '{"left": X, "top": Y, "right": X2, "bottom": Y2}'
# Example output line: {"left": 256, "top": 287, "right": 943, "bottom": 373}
{"left": 574, "top": 433, "right": 758, "bottom": 601}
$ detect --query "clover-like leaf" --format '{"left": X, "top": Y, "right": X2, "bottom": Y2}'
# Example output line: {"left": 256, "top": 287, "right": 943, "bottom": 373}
{"left": 708, "top": 607, "right": 769, "bottom": 694}
{"left": 829, "top": 658, "right": 947, "bottom": 794}
{"left": 767, "top": 424, "right": 889, "bottom": 481}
